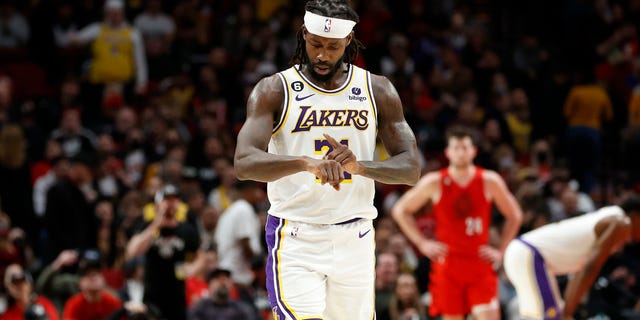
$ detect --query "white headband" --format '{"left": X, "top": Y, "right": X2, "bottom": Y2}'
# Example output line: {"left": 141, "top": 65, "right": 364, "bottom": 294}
{"left": 304, "top": 11, "right": 356, "bottom": 39}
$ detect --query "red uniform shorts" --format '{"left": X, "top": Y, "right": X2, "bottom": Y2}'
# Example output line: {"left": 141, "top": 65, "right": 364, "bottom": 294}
{"left": 428, "top": 254, "right": 498, "bottom": 316}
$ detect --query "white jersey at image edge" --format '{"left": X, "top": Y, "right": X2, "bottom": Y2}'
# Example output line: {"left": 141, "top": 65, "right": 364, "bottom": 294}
{"left": 267, "top": 64, "right": 378, "bottom": 224}
{"left": 520, "top": 206, "right": 626, "bottom": 274}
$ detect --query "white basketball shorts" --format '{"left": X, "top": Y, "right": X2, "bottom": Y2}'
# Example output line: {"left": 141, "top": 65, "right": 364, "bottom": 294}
{"left": 265, "top": 214, "right": 376, "bottom": 320}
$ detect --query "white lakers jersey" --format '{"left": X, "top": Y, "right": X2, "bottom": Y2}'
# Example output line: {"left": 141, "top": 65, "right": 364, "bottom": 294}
{"left": 521, "top": 206, "right": 626, "bottom": 274}
{"left": 268, "top": 64, "right": 378, "bottom": 224}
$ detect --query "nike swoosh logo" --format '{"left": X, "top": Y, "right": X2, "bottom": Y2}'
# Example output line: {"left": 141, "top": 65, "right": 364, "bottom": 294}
{"left": 358, "top": 229, "right": 371, "bottom": 238}
{"left": 295, "top": 93, "right": 315, "bottom": 101}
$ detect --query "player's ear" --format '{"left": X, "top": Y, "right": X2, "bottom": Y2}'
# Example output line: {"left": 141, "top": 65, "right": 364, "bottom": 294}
{"left": 302, "top": 26, "right": 309, "bottom": 41}
{"left": 345, "top": 31, "right": 354, "bottom": 46}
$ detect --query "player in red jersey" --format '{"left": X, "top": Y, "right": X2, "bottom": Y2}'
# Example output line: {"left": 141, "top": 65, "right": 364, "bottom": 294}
{"left": 392, "top": 126, "right": 523, "bottom": 320}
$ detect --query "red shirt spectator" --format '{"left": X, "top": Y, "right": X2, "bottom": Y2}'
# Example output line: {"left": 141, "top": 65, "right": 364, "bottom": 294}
{"left": 185, "top": 276, "right": 240, "bottom": 307}
{"left": 0, "top": 296, "right": 60, "bottom": 320}
{"left": 185, "top": 276, "right": 209, "bottom": 307}
{"left": 62, "top": 291, "right": 121, "bottom": 320}
{"left": 62, "top": 251, "right": 122, "bottom": 320}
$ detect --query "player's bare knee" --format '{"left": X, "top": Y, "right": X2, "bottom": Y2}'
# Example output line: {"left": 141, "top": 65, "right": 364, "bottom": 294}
{"left": 471, "top": 298, "right": 501, "bottom": 320}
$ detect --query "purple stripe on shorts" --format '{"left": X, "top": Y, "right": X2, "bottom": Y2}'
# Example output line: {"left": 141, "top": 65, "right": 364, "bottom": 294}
{"left": 518, "top": 238, "right": 560, "bottom": 320}
{"left": 335, "top": 217, "right": 361, "bottom": 225}
{"left": 265, "top": 215, "right": 296, "bottom": 320}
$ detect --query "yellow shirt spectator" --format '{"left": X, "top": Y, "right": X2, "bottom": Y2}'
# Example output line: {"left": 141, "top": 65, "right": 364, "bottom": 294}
{"left": 70, "top": 0, "right": 148, "bottom": 89}
{"left": 563, "top": 84, "right": 613, "bottom": 130}
{"left": 628, "top": 85, "right": 640, "bottom": 127}
{"left": 90, "top": 24, "right": 135, "bottom": 84}
{"left": 506, "top": 113, "right": 532, "bottom": 154}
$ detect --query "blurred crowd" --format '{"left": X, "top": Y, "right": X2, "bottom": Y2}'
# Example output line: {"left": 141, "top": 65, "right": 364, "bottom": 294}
{"left": 0, "top": 0, "right": 639, "bottom": 319}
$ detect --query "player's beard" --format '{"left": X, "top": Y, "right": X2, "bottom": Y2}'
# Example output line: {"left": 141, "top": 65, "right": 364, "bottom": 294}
{"left": 304, "top": 50, "right": 345, "bottom": 82}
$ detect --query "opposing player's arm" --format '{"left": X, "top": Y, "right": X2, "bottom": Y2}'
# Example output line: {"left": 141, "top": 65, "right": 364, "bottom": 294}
{"left": 234, "top": 75, "right": 344, "bottom": 187}
{"left": 484, "top": 170, "right": 523, "bottom": 254}
{"left": 563, "top": 216, "right": 631, "bottom": 317}
{"left": 356, "top": 74, "right": 420, "bottom": 185}
{"left": 392, "top": 173, "right": 446, "bottom": 259}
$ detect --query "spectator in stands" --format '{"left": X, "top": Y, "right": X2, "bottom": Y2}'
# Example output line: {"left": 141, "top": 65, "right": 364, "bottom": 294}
{"left": 32, "top": 156, "right": 69, "bottom": 219}
{"left": 505, "top": 88, "right": 533, "bottom": 155}
{"left": 50, "top": 109, "right": 97, "bottom": 159}
{"left": 110, "top": 258, "right": 161, "bottom": 320}
{"left": 134, "top": 0, "right": 175, "bottom": 44}
{"left": 185, "top": 113, "right": 224, "bottom": 191}
{"left": 197, "top": 206, "right": 218, "bottom": 251}
{"left": 624, "top": 66, "right": 640, "bottom": 186}
{"left": 386, "top": 234, "right": 419, "bottom": 274}
{"left": 68, "top": 0, "right": 148, "bottom": 125}
{"left": 184, "top": 245, "right": 217, "bottom": 307}
{"left": 0, "top": 2, "right": 29, "bottom": 48}
{"left": 0, "top": 214, "right": 26, "bottom": 280}
{"left": 133, "top": 0, "right": 176, "bottom": 80}
{"left": 207, "top": 159, "right": 236, "bottom": 213}
{"left": 0, "top": 125, "right": 34, "bottom": 232}
{"left": 388, "top": 273, "right": 427, "bottom": 320}
{"left": 116, "top": 257, "right": 144, "bottom": 305}
{"left": 214, "top": 180, "right": 264, "bottom": 290}
{"left": 44, "top": 153, "right": 98, "bottom": 262}
{"left": 52, "top": 2, "right": 79, "bottom": 49}
{"left": 1, "top": 264, "right": 59, "bottom": 320}
{"left": 563, "top": 69, "right": 613, "bottom": 193}
{"left": 35, "top": 250, "right": 80, "bottom": 312}
{"left": 186, "top": 268, "right": 259, "bottom": 320}
{"left": 545, "top": 172, "right": 595, "bottom": 222}
{"left": 380, "top": 33, "right": 415, "bottom": 85}
{"left": 62, "top": 250, "right": 121, "bottom": 320}
{"left": 106, "top": 301, "right": 158, "bottom": 320}
{"left": 430, "top": 45, "right": 473, "bottom": 98}
{"left": 126, "top": 184, "right": 200, "bottom": 320}
{"left": 375, "top": 251, "right": 400, "bottom": 320}
{"left": 30, "top": 139, "right": 63, "bottom": 186}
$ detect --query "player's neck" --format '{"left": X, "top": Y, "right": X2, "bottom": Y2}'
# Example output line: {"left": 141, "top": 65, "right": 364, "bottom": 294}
{"left": 448, "top": 165, "right": 475, "bottom": 179}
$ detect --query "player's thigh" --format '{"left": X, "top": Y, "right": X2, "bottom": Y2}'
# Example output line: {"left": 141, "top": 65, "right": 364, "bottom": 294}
{"left": 429, "top": 261, "right": 467, "bottom": 316}
{"left": 467, "top": 263, "right": 499, "bottom": 318}
{"left": 269, "top": 263, "right": 327, "bottom": 320}
{"left": 324, "top": 220, "right": 376, "bottom": 320}
{"left": 265, "top": 216, "right": 328, "bottom": 319}
{"left": 503, "top": 240, "right": 562, "bottom": 320}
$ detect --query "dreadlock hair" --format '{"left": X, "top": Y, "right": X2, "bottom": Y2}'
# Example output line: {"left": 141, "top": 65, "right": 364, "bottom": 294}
{"left": 290, "top": 0, "right": 364, "bottom": 67}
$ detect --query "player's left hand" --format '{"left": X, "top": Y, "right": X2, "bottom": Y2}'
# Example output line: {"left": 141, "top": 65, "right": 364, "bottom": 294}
{"left": 323, "top": 133, "right": 362, "bottom": 175}
{"left": 478, "top": 245, "right": 503, "bottom": 265}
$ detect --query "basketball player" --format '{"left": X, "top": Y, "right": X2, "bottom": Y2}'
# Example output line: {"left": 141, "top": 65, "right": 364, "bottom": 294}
{"left": 391, "top": 127, "right": 523, "bottom": 320}
{"left": 503, "top": 196, "right": 640, "bottom": 320}
{"left": 233, "top": 0, "right": 421, "bottom": 318}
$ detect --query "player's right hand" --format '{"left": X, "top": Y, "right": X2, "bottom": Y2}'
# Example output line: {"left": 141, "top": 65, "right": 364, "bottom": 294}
{"left": 417, "top": 239, "right": 448, "bottom": 261}
{"left": 323, "top": 133, "right": 361, "bottom": 175}
{"left": 303, "top": 156, "right": 344, "bottom": 191}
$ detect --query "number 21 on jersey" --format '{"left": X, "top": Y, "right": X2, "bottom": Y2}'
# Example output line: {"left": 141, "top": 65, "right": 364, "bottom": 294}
{"left": 314, "top": 138, "right": 352, "bottom": 182}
